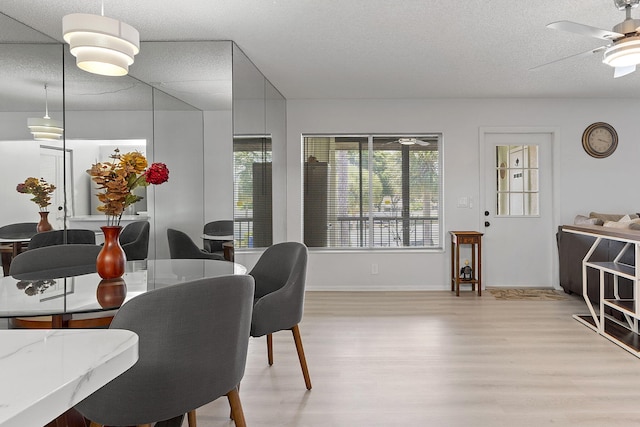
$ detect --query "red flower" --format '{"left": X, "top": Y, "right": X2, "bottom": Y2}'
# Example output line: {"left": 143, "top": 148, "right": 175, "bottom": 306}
{"left": 144, "top": 162, "right": 169, "bottom": 185}
{"left": 16, "top": 183, "right": 27, "bottom": 193}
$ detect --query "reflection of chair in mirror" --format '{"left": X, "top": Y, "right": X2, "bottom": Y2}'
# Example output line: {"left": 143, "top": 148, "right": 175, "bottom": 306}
{"left": 203, "top": 220, "right": 233, "bottom": 255}
{"left": 250, "top": 242, "right": 312, "bottom": 390}
{"left": 119, "top": 220, "right": 150, "bottom": 260}
{"left": 8, "top": 244, "right": 113, "bottom": 329}
{"left": 27, "top": 229, "right": 96, "bottom": 250}
{"left": 0, "top": 222, "right": 38, "bottom": 276}
{"left": 75, "top": 275, "right": 255, "bottom": 427}
{"left": 168, "top": 228, "right": 225, "bottom": 260}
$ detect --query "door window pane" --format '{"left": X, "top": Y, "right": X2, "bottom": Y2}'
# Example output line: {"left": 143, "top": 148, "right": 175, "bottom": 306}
{"left": 495, "top": 145, "right": 539, "bottom": 216}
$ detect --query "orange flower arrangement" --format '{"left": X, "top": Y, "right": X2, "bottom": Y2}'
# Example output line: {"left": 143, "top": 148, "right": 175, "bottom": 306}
{"left": 87, "top": 149, "right": 169, "bottom": 226}
{"left": 16, "top": 177, "right": 56, "bottom": 211}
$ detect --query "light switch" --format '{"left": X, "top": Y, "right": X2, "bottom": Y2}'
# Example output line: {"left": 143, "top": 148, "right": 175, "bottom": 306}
{"left": 457, "top": 196, "right": 468, "bottom": 208}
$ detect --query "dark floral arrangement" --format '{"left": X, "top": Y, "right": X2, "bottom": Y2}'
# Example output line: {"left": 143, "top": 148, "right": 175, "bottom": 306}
{"left": 16, "top": 177, "right": 56, "bottom": 211}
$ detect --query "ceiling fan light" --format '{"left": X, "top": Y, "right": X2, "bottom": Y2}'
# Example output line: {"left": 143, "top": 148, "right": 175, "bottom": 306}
{"left": 63, "top": 13, "right": 140, "bottom": 76}
{"left": 398, "top": 138, "right": 417, "bottom": 145}
{"left": 603, "top": 37, "right": 640, "bottom": 67}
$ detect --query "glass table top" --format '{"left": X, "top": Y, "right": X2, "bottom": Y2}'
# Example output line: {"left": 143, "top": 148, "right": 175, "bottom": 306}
{"left": 0, "top": 259, "right": 247, "bottom": 318}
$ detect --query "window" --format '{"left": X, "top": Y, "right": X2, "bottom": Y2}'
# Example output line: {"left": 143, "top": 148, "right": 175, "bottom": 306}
{"left": 303, "top": 135, "right": 442, "bottom": 249}
{"left": 495, "top": 145, "right": 539, "bottom": 216}
{"left": 233, "top": 136, "right": 272, "bottom": 248}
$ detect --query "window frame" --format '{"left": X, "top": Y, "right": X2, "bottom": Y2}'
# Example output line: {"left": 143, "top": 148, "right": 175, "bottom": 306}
{"left": 302, "top": 133, "right": 443, "bottom": 251}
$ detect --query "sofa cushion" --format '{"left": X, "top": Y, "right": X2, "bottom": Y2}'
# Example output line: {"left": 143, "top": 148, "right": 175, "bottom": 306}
{"left": 602, "top": 215, "right": 640, "bottom": 229}
{"left": 590, "top": 212, "right": 639, "bottom": 222}
{"left": 574, "top": 215, "right": 603, "bottom": 226}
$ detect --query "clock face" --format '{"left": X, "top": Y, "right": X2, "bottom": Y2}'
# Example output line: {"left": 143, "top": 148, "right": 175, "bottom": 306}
{"left": 582, "top": 122, "right": 618, "bottom": 158}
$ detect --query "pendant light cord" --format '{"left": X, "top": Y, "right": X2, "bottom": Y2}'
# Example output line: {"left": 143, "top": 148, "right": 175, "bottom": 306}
{"left": 43, "top": 84, "right": 50, "bottom": 120}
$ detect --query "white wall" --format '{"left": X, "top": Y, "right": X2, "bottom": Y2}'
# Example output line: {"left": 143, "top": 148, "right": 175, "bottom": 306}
{"left": 284, "top": 98, "right": 640, "bottom": 290}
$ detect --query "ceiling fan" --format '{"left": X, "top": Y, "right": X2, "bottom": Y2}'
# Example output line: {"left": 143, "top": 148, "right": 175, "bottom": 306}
{"left": 384, "top": 138, "right": 431, "bottom": 146}
{"left": 534, "top": 0, "right": 640, "bottom": 78}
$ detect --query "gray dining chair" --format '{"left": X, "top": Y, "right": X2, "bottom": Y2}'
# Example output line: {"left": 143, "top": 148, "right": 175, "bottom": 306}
{"left": 8, "top": 244, "right": 110, "bottom": 329}
{"left": 74, "top": 274, "right": 255, "bottom": 427}
{"left": 250, "top": 241, "right": 312, "bottom": 390}
{"left": 9, "top": 244, "right": 101, "bottom": 279}
{"left": 203, "top": 220, "right": 233, "bottom": 254}
{"left": 0, "top": 222, "right": 38, "bottom": 276}
{"left": 27, "top": 229, "right": 96, "bottom": 249}
{"left": 167, "top": 228, "right": 225, "bottom": 260}
{"left": 120, "top": 220, "right": 150, "bottom": 260}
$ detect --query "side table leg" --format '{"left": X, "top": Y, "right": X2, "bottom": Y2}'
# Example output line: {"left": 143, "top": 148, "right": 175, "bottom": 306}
{"left": 477, "top": 240, "right": 482, "bottom": 296}
{"left": 451, "top": 241, "right": 455, "bottom": 292}
{"left": 456, "top": 242, "right": 460, "bottom": 297}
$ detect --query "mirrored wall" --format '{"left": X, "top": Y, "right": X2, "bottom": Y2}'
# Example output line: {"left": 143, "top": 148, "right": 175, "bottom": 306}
{"left": 0, "top": 12, "right": 285, "bottom": 267}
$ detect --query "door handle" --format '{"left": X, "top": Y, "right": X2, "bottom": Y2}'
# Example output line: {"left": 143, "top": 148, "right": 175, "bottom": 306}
{"left": 484, "top": 211, "right": 490, "bottom": 216}
{"left": 484, "top": 221, "right": 490, "bottom": 227}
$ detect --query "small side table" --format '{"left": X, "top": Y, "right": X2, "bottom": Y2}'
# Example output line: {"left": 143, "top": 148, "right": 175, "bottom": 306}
{"left": 450, "top": 231, "right": 483, "bottom": 297}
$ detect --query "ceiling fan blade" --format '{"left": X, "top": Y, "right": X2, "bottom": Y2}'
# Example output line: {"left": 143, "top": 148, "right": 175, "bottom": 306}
{"left": 529, "top": 46, "right": 607, "bottom": 71}
{"left": 614, "top": 64, "right": 636, "bottom": 78}
{"left": 547, "top": 21, "right": 623, "bottom": 40}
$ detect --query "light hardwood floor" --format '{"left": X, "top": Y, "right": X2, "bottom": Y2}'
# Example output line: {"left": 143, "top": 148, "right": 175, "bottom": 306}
{"left": 190, "top": 290, "right": 640, "bottom": 426}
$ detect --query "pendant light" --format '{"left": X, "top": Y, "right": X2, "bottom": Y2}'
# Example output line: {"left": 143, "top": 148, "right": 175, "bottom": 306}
{"left": 27, "top": 84, "right": 64, "bottom": 141}
{"left": 62, "top": 0, "right": 140, "bottom": 76}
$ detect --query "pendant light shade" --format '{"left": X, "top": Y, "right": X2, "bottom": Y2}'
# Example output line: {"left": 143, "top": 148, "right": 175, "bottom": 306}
{"left": 27, "top": 85, "right": 63, "bottom": 141}
{"left": 63, "top": 13, "right": 140, "bottom": 76}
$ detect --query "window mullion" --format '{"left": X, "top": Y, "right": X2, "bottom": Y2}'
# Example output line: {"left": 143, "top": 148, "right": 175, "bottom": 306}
{"left": 368, "top": 135, "right": 374, "bottom": 248}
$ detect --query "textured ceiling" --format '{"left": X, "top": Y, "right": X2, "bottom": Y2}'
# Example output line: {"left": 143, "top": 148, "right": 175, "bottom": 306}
{"left": 2, "top": 0, "right": 640, "bottom": 100}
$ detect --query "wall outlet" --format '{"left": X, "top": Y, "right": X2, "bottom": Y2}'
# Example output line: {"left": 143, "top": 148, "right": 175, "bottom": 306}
{"left": 371, "top": 263, "right": 378, "bottom": 275}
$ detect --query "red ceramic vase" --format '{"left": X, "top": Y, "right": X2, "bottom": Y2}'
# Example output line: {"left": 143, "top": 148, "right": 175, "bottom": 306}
{"left": 96, "top": 278, "right": 127, "bottom": 308}
{"left": 37, "top": 211, "right": 53, "bottom": 232}
{"left": 97, "top": 226, "right": 127, "bottom": 279}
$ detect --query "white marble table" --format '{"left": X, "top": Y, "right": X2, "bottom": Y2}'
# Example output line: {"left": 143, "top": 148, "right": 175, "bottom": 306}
{"left": 201, "top": 233, "right": 234, "bottom": 241}
{"left": 0, "top": 329, "right": 138, "bottom": 427}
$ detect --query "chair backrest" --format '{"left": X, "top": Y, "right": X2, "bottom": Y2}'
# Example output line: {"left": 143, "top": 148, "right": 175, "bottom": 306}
{"left": 250, "top": 241, "right": 308, "bottom": 299}
{"left": 0, "top": 222, "right": 37, "bottom": 239}
{"left": 28, "top": 229, "right": 96, "bottom": 250}
{"left": 119, "top": 221, "right": 150, "bottom": 260}
{"left": 75, "top": 275, "right": 255, "bottom": 426}
{"left": 167, "top": 228, "right": 223, "bottom": 260}
{"left": 203, "top": 220, "right": 233, "bottom": 252}
{"left": 9, "top": 244, "right": 101, "bottom": 279}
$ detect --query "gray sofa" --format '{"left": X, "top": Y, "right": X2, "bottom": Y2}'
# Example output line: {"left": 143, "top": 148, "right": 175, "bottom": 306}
{"left": 557, "top": 216, "right": 637, "bottom": 303}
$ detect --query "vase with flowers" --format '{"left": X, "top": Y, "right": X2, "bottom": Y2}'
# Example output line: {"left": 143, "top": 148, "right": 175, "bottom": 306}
{"left": 88, "top": 149, "right": 169, "bottom": 279}
{"left": 16, "top": 177, "right": 56, "bottom": 232}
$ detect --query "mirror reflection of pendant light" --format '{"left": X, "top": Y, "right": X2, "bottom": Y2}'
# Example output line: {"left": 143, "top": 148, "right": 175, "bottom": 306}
{"left": 27, "top": 84, "right": 64, "bottom": 141}
{"left": 62, "top": 0, "right": 140, "bottom": 76}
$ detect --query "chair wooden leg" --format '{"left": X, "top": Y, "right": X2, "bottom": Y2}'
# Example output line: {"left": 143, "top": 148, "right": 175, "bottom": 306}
{"left": 227, "top": 387, "right": 247, "bottom": 427}
{"left": 187, "top": 409, "right": 197, "bottom": 426}
{"left": 267, "top": 333, "right": 273, "bottom": 365}
{"left": 291, "top": 324, "right": 312, "bottom": 390}
{"left": 89, "top": 422, "right": 102, "bottom": 427}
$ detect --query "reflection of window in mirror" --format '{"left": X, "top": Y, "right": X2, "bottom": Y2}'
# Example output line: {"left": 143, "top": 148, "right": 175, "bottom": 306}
{"left": 233, "top": 136, "right": 272, "bottom": 248}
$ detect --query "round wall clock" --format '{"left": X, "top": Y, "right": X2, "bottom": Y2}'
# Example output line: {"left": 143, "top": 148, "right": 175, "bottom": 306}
{"left": 582, "top": 122, "right": 618, "bottom": 158}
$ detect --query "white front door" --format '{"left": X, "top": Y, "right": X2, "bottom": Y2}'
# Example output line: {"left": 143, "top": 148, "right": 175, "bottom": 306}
{"left": 481, "top": 130, "right": 555, "bottom": 287}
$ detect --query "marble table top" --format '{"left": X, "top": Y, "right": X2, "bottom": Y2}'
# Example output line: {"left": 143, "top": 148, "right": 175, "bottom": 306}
{"left": 201, "top": 234, "right": 234, "bottom": 241}
{"left": 0, "top": 329, "right": 138, "bottom": 427}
